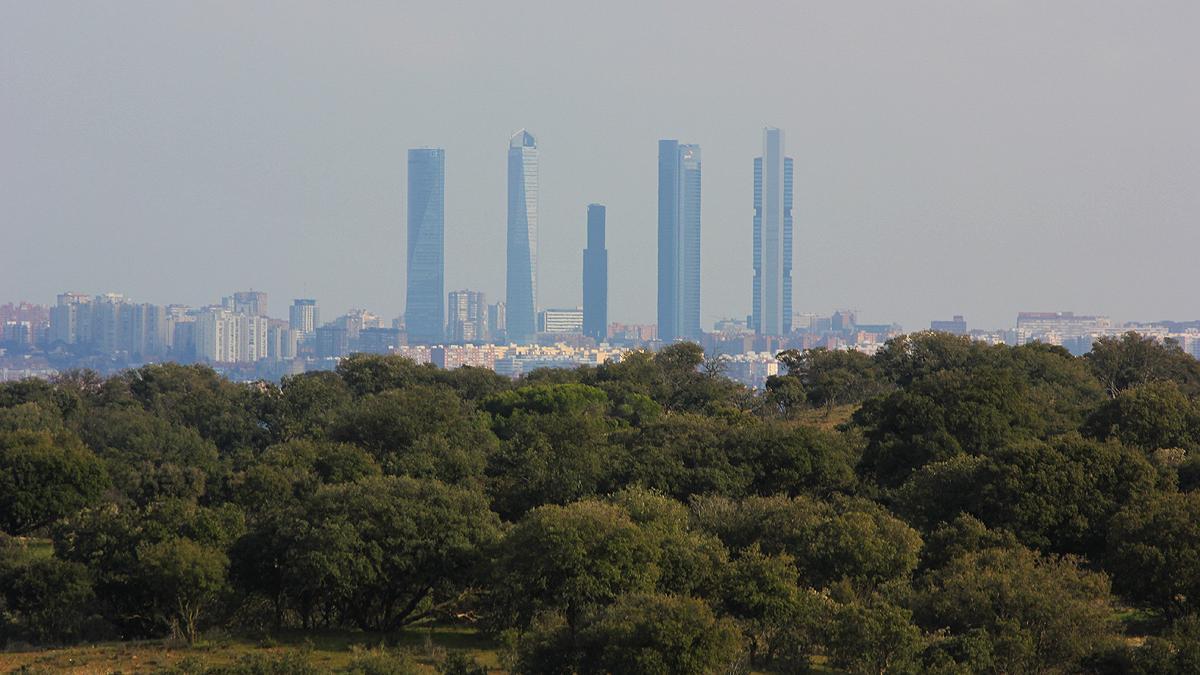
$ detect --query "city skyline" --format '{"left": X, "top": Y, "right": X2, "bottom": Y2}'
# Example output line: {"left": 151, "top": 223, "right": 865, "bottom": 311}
{"left": 2, "top": 3, "right": 1197, "bottom": 330}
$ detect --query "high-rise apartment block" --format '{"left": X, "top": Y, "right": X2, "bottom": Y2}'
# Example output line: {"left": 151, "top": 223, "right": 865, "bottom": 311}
{"left": 506, "top": 130, "right": 539, "bottom": 343}
{"left": 538, "top": 308, "right": 584, "bottom": 334}
{"left": 405, "top": 148, "right": 445, "bottom": 344}
{"left": 447, "top": 290, "right": 487, "bottom": 343}
{"left": 231, "top": 291, "right": 268, "bottom": 317}
{"left": 752, "top": 127, "right": 793, "bottom": 336}
{"left": 583, "top": 204, "right": 608, "bottom": 343}
{"left": 657, "top": 140, "right": 702, "bottom": 342}
{"left": 931, "top": 315, "right": 968, "bottom": 335}
{"left": 289, "top": 299, "right": 319, "bottom": 338}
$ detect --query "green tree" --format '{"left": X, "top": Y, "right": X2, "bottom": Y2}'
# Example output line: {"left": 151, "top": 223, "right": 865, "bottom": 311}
{"left": 0, "top": 556, "right": 95, "bottom": 644}
{"left": 137, "top": 537, "right": 229, "bottom": 644}
{"left": 1084, "top": 381, "right": 1200, "bottom": 451}
{"left": 827, "top": 600, "right": 926, "bottom": 675}
{"left": 573, "top": 593, "right": 742, "bottom": 675}
{"left": 1107, "top": 491, "right": 1200, "bottom": 615}
{"left": 0, "top": 429, "right": 108, "bottom": 535}
{"left": 777, "top": 347, "right": 887, "bottom": 415}
{"left": 301, "top": 476, "right": 502, "bottom": 631}
{"left": 1086, "top": 332, "right": 1200, "bottom": 398}
{"left": 914, "top": 545, "right": 1116, "bottom": 672}
{"left": 489, "top": 499, "right": 658, "bottom": 632}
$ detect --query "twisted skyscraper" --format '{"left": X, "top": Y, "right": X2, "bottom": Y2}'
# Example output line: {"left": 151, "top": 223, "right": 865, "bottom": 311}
{"left": 506, "top": 130, "right": 538, "bottom": 343}
{"left": 752, "top": 128, "right": 793, "bottom": 336}
{"left": 405, "top": 148, "right": 445, "bottom": 344}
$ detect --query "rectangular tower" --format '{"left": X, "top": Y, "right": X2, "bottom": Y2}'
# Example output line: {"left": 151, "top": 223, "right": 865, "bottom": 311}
{"left": 582, "top": 204, "right": 608, "bottom": 343}
{"left": 657, "top": 140, "right": 702, "bottom": 342}
{"left": 506, "top": 130, "right": 539, "bottom": 343}
{"left": 405, "top": 148, "right": 446, "bottom": 344}
{"left": 752, "top": 127, "right": 793, "bottom": 336}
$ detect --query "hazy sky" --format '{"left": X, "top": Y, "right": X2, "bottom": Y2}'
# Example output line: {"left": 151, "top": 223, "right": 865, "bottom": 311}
{"left": 3, "top": 1, "right": 1197, "bottom": 330}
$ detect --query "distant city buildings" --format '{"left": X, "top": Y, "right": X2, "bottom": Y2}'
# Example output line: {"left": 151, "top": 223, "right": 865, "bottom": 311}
{"left": 506, "top": 130, "right": 539, "bottom": 343}
{"left": 405, "top": 147, "right": 446, "bottom": 344}
{"left": 657, "top": 139, "right": 702, "bottom": 343}
{"left": 582, "top": 204, "right": 608, "bottom": 343}
{"left": 931, "top": 315, "right": 968, "bottom": 335}
{"left": 752, "top": 127, "right": 793, "bottom": 336}
{"left": 229, "top": 290, "right": 268, "bottom": 317}
{"left": 1016, "top": 311, "right": 1113, "bottom": 354}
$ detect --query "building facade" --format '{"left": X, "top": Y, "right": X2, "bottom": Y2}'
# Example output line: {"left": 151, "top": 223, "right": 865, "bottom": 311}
{"left": 582, "top": 204, "right": 608, "bottom": 343}
{"left": 538, "top": 308, "right": 584, "bottom": 334}
{"left": 405, "top": 148, "right": 445, "bottom": 344}
{"left": 657, "top": 140, "right": 702, "bottom": 342}
{"left": 447, "top": 290, "right": 487, "bottom": 343}
{"left": 752, "top": 127, "right": 793, "bottom": 336}
{"left": 506, "top": 130, "right": 539, "bottom": 343}
{"left": 289, "top": 299, "right": 319, "bottom": 338}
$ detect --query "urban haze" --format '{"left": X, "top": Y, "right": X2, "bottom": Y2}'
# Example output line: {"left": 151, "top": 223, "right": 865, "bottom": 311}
{"left": 3, "top": 1, "right": 1198, "bottom": 330}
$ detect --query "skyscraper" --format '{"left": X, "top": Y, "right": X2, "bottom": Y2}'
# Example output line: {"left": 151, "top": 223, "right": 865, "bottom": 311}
{"left": 657, "top": 140, "right": 702, "bottom": 342}
{"left": 405, "top": 148, "right": 445, "bottom": 344}
{"left": 506, "top": 130, "right": 538, "bottom": 343}
{"left": 752, "top": 127, "right": 793, "bottom": 336}
{"left": 582, "top": 204, "right": 608, "bottom": 343}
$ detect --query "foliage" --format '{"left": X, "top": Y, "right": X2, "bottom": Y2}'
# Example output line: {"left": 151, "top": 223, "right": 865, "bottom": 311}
{"left": 0, "top": 429, "right": 109, "bottom": 535}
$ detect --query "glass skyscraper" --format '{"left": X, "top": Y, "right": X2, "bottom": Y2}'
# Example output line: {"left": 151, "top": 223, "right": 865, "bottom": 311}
{"left": 657, "top": 140, "right": 702, "bottom": 343}
{"left": 506, "top": 130, "right": 539, "bottom": 343}
{"left": 582, "top": 203, "right": 607, "bottom": 342}
{"left": 405, "top": 148, "right": 445, "bottom": 344}
{"left": 752, "top": 127, "right": 793, "bottom": 336}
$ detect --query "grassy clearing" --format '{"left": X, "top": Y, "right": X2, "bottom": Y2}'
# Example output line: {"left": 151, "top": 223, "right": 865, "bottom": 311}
{"left": 793, "top": 403, "right": 858, "bottom": 430}
{"left": 0, "top": 627, "right": 503, "bottom": 674}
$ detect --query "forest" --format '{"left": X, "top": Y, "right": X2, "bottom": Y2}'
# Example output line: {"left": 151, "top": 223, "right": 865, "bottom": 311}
{"left": 3, "top": 331, "right": 1200, "bottom": 674}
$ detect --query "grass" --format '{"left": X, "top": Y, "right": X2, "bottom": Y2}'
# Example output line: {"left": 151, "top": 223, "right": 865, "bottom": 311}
{"left": 793, "top": 403, "right": 858, "bottom": 430}
{"left": 0, "top": 626, "right": 504, "bottom": 674}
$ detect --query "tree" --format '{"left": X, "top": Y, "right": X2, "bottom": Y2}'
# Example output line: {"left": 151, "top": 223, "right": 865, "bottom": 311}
{"left": 574, "top": 593, "right": 742, "bottom": 675}
{"left": 300, "top": 476, "right": 502, "bottom": 631}
{"left": 896, "top": 435, "right": 1158, "bottom": 558}
{"left": 489, "top": 500, "right": 658, "bottom": 633}
{"left": 484, "top": 384, "right": 617, "bottom": 519}
{"left": 1107, "top": 491, "right": 1200, "bottom": 615}
{"left": 776, "top": 347, "right": 886, "bottom": 415}
{"left": 826, "top": 600, "right": 926, "bottom": 675}
{"left": 717, "top": 545, "right": 826, "bottom": 668}
{"left": 914, "top": 545, "right": 1116, "bottom": 672}
{"left": 0, "top": 429, "right": 108, "bottom": 535}
{"left": 1084, "top": 381, "right": 1200, "bottom": 451}
{"left": 329, "top": 385, "right": 496, "bottom": 484}
{"left": 1086, "top": 332, "right": 1200, "bottom": 399}
{"left": 0, "top": 556, "right": 96, "bottom": 644}
{"left": 137, "top": 537, "right": 229, "bottom": 644}
{"left": 692, "top": 494, "right": 922, "bottom": 590}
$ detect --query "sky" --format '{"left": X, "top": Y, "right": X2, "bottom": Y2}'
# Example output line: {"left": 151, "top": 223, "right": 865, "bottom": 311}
{"left": 2, "top": 1, "right": 1197, "bottom": 331}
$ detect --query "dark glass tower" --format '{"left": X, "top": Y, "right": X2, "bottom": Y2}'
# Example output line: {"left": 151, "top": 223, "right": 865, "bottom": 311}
{"left": 582, "top": 204, "right": 608, "bottom": 342}
{"left": 657, "top": 140, "right": 702, "bottom": 342}
{"left": 405, "top": 148, "right": 445, "bottom": 344}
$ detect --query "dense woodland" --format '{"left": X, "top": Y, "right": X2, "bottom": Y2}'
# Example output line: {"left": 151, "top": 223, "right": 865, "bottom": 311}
{"left": 3, "top": 332, "right": 1200, "bottom": 673}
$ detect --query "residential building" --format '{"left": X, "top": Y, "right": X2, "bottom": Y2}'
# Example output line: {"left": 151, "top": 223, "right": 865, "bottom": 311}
{"left": 538, "top": 308, "right": 584, "bottom": 334}
{"left": 931, "top": 315, "right": 968, "bottom": 335}
{"left": 289, "top": 299, "right": 319, "bottom": 338}
{"left": 447, "top": 290, "right": 487, "bottom": 343}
